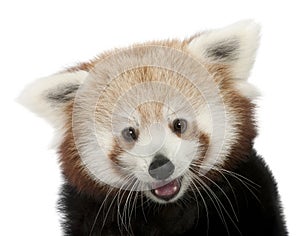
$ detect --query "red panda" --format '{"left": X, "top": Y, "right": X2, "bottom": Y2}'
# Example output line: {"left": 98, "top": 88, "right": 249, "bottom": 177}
{"left": 19, "top": 20, "right": 287, "bottom": 235}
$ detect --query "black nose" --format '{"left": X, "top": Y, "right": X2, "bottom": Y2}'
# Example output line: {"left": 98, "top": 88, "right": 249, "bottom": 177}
{"left": 148, "top": 154, "right": 175, "bottom": 180}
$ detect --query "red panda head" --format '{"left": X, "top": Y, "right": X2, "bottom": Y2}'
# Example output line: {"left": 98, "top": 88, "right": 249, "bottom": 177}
{"left": 19, "top": 20, "right": 260, "bottom": 203}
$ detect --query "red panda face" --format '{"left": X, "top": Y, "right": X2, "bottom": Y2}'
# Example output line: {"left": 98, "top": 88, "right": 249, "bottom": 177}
{"left": 90, "top": 67, "right": 211, "bottom": 202}
{"left": 19, "top": 20, "right": 260, "bottom": 203}
{"left": 71, "top": 57, "right": 213, "bottom": 203}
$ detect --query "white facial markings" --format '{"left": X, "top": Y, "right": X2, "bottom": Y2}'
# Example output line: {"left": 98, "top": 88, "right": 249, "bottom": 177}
{"left": 119, "top": 119, "right": 197, "bottom": 182}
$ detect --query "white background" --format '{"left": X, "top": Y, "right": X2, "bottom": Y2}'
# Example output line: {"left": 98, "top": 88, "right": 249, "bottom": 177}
{"left": 0, "top": 0, "right": 299, "bottom": 235}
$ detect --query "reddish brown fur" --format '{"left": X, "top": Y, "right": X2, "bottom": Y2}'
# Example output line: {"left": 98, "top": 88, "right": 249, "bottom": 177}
{"left": 59, "top": 103, "right": 118, "bottom": 197}
{"left": 136, "top": 102, "right": 163, "bottom": 126}
{"left": 205, "top": 66, "right": 256, "bottom": 181}
{"left": 108, "top": 139, "right": 124, "bottom": 164}
{"left": 199, "top": 132, "right": 210, "bottom": 157}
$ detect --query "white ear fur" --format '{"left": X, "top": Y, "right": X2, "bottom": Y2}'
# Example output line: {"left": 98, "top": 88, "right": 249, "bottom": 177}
{"left": 187, "top": 20, "right": 260, "bottom": 80}
{"left": 233, "top": 80, "right": 261, "bottom": 99}
{"left": 17, "top": 70, "right": 88, "bottom": 126}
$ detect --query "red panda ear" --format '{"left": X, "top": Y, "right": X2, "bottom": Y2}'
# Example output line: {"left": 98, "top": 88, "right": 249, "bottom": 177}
{"left": 17, "top": 70, "right": 88, "bottom": 126}
{"left": 187, "top": 20, "right": 260, "bottom": 81}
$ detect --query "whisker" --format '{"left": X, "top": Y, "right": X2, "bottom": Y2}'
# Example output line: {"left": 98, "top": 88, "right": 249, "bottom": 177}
{"left": 201, "top": 174, "right": 239, "bottom": 222}
{"left": 88, "top": 186, "right": 116, "bottom": 236}
{"left": 116, "top": 175, "right": 137, "bottom": 235}
{"left": 191, "top": 173, "right": 242, "bottom": 236}
{"left": 190, "top": 172, "right": 229, "bottom": 235}
{"left": 98, "top": 175, "right": 136, "bottom": 235}
{"left": 188, "top": 173, "right": 209, "bottom": 236}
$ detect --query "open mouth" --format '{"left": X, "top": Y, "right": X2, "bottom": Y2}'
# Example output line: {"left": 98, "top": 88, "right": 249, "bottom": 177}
{"left": 151, "top": 178, "right": 181, "bottom": 201}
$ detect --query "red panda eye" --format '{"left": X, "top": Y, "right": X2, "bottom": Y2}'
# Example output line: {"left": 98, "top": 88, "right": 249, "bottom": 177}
{"left": 173, "top": 119, "right": 187, "bottom": 134}
{"left": 122, "top": 127, "right": 138, "bottom": 142}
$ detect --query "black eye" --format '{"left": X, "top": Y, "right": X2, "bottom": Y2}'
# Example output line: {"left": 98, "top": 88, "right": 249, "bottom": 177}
{"left": 122, "top": 127, "right": 138, "bottom": 142}
{"left": 172, "top": 119, "right": 187, "bottom": 134}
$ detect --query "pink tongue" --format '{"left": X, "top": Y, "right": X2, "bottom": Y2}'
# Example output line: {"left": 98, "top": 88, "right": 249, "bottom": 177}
{"left": 154, "top": 179, "right": 180, "bottom": 197}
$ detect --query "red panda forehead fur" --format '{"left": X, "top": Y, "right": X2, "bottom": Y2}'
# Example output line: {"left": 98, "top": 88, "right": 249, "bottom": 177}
{"left": 94, "top": 66, "right": 207, "bottom": 126}
{"left": 56, "top": 38, "right": 257, "bottom": 197}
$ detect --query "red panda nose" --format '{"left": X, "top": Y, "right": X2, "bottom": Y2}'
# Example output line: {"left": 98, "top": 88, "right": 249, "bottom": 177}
{"left": 148, "top": 154, "right": 175, "bottom": 180}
